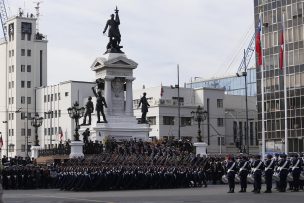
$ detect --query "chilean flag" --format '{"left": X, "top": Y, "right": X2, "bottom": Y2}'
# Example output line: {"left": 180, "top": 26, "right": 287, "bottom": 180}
{"left": 279, "top": 16, "right": 285, "bottom": 70}
{"left": 255, "top": 13, "right": 263, "bottom": 66}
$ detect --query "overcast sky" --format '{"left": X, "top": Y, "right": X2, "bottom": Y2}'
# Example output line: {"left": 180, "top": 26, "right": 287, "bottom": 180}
{"left": 4, "top": 0, "right": 255, "bottom": 89}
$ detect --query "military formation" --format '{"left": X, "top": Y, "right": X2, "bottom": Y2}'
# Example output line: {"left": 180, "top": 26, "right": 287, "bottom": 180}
{"left": 223, "top": 153, "right": 304, "bottom": 193}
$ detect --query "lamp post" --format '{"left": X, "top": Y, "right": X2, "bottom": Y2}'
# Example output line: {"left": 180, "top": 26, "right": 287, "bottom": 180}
{"left": 30, "top": 113, "right": 43, "bottom": 146}
{"left": 67, "top": 101, "right": 85, "bottom": 141}
{"left": 191, "top": 105, "right": 208, "bottom": 142}
{"left": 236, "top": 49, "right": 249, "bottom": 154}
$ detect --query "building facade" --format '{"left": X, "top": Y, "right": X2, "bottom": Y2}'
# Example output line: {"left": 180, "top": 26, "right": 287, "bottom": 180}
{"left": 254, "top": 0, "right": 304, "bottom": 153}
{"left": 0, "top": 14, "right": 47, "bottom": 157}
{"left": 186, "top": 67, "right": 257, "bottom": 96}
{"left": 133, "top": 86, "right": 258, "bottom": 154}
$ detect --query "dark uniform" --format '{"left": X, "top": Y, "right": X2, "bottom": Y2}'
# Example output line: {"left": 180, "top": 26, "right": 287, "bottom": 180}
{"left": 251, "top": 155, "right": 264, "bottom": 193}
{"left": 226, "top": 156, "right": 237, "bottom": 193}
{"left": 291, "top": 154, "right": 302, "bottom": 192}
{"left": 238, "top": 156, "right": 250, "bottom": 192}
{"left": 264, "top": 154, "right": 275, "bottom": 193}
{"left": 277, "top": 154, "right": 290, "bottom": 192}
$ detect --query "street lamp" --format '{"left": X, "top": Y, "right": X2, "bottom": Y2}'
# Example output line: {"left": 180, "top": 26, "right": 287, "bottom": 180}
{"left": 191, "top": 105, "right": 208, "bottom": 142}
{"left": 67, "top": 101, "right": 85, "bottom": 141}
{"left": 236, "top": 49, "right": 250, "bottom": 154}
{"left": 30, "top": 113, "right": 43, "bottom": 146}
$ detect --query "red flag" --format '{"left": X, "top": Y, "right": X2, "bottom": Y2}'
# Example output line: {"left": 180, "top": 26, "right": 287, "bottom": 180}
{"left": 160, "top": 83, "right": 164, "bottom": 97}
{"left": 255, "top": 13, "right": 263, "bottom": 66}
{"left": 0, "top": 135, "right": 3, "bottom": 149}
{"left": 279, "top": 16, "right": 285, "bottom": 70}
{"left": 60, "top": 130, "right": 63, "bottom": 141}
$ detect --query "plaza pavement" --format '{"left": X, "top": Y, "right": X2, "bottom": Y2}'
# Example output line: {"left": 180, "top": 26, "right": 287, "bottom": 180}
{"left": 3, "top": 185, "right": 304, "bottom": 203}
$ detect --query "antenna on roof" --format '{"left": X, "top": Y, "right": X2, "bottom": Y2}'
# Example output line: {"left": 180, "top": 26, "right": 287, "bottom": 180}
{"left": 34, "top": 1, "right": 42, "bottom": 32}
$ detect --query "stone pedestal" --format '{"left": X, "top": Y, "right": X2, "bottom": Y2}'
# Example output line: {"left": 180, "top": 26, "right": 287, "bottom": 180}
{"left": 194, "top": 142, "right": 208, "bottom": 156}
{"left": 31, "top": 146, "right": 41, "bottom": 159}
{"left": 69, "top": 141, "right": 84, "bottom": 158}
{"left": 84, "top": 52, "right": 150, "bottom": 142}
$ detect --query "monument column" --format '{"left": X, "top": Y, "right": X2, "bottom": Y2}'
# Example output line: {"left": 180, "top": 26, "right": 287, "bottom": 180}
{"left": 104, "top": 77, "right": 114, "bottom": 115}
{"left": 125, "top": 77, "right": 135, "bottom": 116}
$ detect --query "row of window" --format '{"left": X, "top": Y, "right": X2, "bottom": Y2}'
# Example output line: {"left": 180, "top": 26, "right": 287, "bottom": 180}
{"left": 44, "top": 110, "right": 62, "bottom": 119}
{"left": 263, "top": 72, "right": 304, "bottom": 91}
{"left": 7, "top": 144, "right": 32, "bottom": 153}
{"left": 150, "top": 116, "right": 224, "bottom": 127}
{"left": 44, "top": 126, "right": 62, "bottom": 136}
{"left": 8, "top": 50, "right": 14, "bottom": 57}
{"left": 8, "top": 81, "right": 14, "bottom": 89}
{"left": 21, "top": 96, "right": 31, "bottom": 104}
{"left": 21, "top": 81, "right": 31, "bottom": 88}
{"left": 21, "top": 49, "right": 31, "bottom": 57}
{"left": 44, "top": 93, "right": 64, "bottom": 102}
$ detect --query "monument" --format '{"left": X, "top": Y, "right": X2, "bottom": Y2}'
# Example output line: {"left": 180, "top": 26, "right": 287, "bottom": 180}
{"left": 80, "top": 7, "right": 150, "bottom": 142}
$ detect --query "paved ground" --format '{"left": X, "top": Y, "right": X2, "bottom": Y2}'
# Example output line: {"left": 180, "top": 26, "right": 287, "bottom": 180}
{"left": 2, "top": 185, "right": 304, "bottom": 203}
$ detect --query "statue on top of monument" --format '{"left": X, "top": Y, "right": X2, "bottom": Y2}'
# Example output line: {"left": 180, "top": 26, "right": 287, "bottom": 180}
{"left": 92, "top": 86, "right": 108, "bottom": 123}
{"left": 103, "top": 6, "right": 124, "bottom": 54}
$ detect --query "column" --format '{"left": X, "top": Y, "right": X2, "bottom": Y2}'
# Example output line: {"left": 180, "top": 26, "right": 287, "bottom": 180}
{"left": 125, "top": 77, "right": 135, "bottom": 116}
{"left": 104, "top": 77, "right": 113, "bottom": 115}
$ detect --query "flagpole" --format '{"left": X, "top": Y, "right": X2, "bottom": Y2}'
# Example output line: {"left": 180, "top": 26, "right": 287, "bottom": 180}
{"left": 282, "top": 13, "right": 288, "bottom": 154}
{"left": 259, "top": 12, "right": 266, "bottom": 159}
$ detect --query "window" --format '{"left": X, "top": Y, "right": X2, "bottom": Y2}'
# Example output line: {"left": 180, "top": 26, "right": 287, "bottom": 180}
{"left": 27, "top": 34, "right": 31, "bottom": 41}
{"left": 27, "top": 81, "right": 31, "bottom": 88}
{"left": 21, "top": 33, "right": 25, "bottom": 40}
{"left": 11, "top": 81, "right": 14, "bottom": 88}
{"left": 9, "top": 50, "right": 11, "bottom": 57}
{"left": 181, "top": 117, "right": 191, "bottom": 126}
{"left": 217, "top": 99, "right": 223, "bottom": 108}
{"left": 21, "top": 128, "right": 25, "bottom": 136}
{"left": 58, "top": 110, "right": 61, "bottom": 117}
{"left": 44, "top": 128, "right": 47, "bottom": 135}
{"left": 21, "top": 81, "right": 25, "bottom": 88}
{"left": 11, "top": 65, "right": 14, "bottom": 72}
{"left": 21, "top": 144, "right": 25, "bottom": 152}
{"left": 11, "top": 97, "right": 14, "bottom": 104}
{"left": 11, "top": 50, "right": 14, "bottom": 56}
{"left": 217, "top": 118, "right": 224, "bottom": 127}
{"left": 21, "top": 96, "right": 25, "bottom": 104}
{"left": 8, "top": 82, "right": 11, "bottom": 89}
{"left": 27, "top": 145, "right": 31, "bottom": 152}
{"left": 55, "top": 93, "right": 57, "bottom": 101}
{"left": 51, "top": 94, "right": 53, "bottom": 101}
{"left": 21, "top": 65, "right": 25, "bottom": 72}
{"left": 54, "top": 110, "right": 57, "bottom": 118}
{"left": 147, "top": 116, "right": 156, "bottom": 125}
{"left": 21, "top": 49, "right": 25, "bottom": 56}
{"left": 65, "top": 92, "right": 69, "bottom": 96}
{"left": 27, "top": 49, "right": 31, "bottom": 56}
{"left": 27, "top": 65, "right": 31, "bottom": 72}
{"left": 8, "top": 98, "right": 11, "bottom": 104}
{"left": 44, "top": 95, "right": 46, "bottom": 103}
{"left": 27, "top": 129, "right": 31, "bottom": 136}
{"left": 58, "top": 93, "right": 61, "bottom": 100}
{"left": 21, "top": 112, "right": 26, "bottom": 120}
{"left": 8, "top": 144, "right": 14, "bottom": 152}
{"left": 163, "top": 116, "right": 174, "bottom": 125}
{"left": 11, "top": 113, "right": 14, "bottom": 120}
{"left": 27, "top": 97, "right": 31, "bottom": 104}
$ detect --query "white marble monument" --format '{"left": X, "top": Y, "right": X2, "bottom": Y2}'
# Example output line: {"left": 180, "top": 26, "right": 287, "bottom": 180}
{"left": 80, "top": 53, "right": 150, "bottom": 142}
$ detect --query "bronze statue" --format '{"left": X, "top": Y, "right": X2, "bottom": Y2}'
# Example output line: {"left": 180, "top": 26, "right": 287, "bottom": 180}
{"left": 138, "top": 92, "right": 150, "bottom": 124}
{"left": 92, "top": 87, "right": 108, "bottom": 123}
{"left": 82, "top": 128, "right": 90, "bottom": 144}
{"left": 103, "top": 7, "right": 123, "bottom": 53}
{"left": 82, "top": 96, "right": 94, "bottom": 125}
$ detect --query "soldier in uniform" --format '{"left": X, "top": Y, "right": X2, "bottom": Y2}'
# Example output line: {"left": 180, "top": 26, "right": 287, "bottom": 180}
{"left": 251, "top": 154, "right": 264, "bottom": 193}
{"left": 92, "top": 87, "right": 108, "bottom": 123}
{"left": 277, "top": 153, "right": 290, "bottom": 192}
{"left": 238, "top": 155, "right": 250, "bottom": 192}
{"left": 226, "top": 155, "right": 237, "bottom": 193}
{"left": 264, "top": 154, "right": 275, "bottom": 193}
{"left": 291, "top": 154, "right": 302, "bottom": 192}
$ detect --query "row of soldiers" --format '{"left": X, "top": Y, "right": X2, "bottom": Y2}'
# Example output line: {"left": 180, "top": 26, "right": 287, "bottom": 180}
{"left": 1, "top": 165, "right": 57, "bottom": 190}
{"left": 224, "top": 153, "right": 304, "bottom": 193}
{"left": 55, "top": 152, "right": 217, "bottom": 191}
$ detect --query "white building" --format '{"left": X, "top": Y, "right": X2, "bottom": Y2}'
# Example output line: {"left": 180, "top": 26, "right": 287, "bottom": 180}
{"left": 35, "top": 80, "right": 95, "bottom": 149}
{"left": 134, "top": 86, "right": 259, "bottom": 154}
{"left": 0, "top": 14, "right": 47, "bottom": 157}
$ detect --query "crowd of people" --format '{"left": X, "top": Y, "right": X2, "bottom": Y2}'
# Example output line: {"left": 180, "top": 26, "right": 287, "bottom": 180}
{"left": 1, "top": 139, "right": 304, "bottom": 193}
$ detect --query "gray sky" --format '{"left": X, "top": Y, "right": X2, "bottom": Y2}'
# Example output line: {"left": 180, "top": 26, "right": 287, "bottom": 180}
{"left": 5, "top": 0, "right": 255, "bottom": 89}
